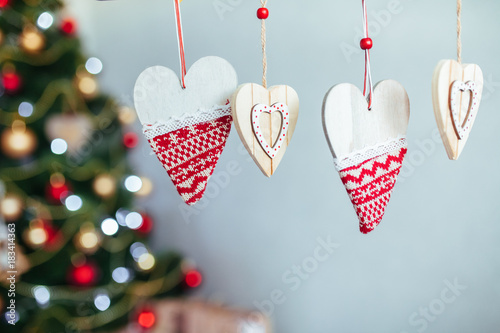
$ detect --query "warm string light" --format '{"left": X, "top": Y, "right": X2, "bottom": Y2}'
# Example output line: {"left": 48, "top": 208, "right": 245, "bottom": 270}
{"left": 74, "top": 222, "right": 101, "bottom": 254}
{"left": 93, "top": 174, "right": 117, "bottom": 198}
{"left": 19, "top": 26, "right": 45, "bottom": 53}
{"left": 136, "top": 177, "right": 153, "bottom": 197}
{"left": 22, "top": 219, "right": 61, "bottom": 250}
{"left": 0, "top": 194, "right": 24, "bottom": 221}
{"left": 1, "top": 120, "right": 37, "bottom": 159}
{"left": 137, "top": 253, "right": 155, "bottom": 271}
{"left": 118, "top": 106, "right": 136, "bottom": 125}
{"left": 76, "top": 67, "right": 98, "bottom": 98}
{"left": 25, "top": 224, "right": 48, "bottom": 247}
{"left": 77, "top": 76, "right": 98, "bottom": 97}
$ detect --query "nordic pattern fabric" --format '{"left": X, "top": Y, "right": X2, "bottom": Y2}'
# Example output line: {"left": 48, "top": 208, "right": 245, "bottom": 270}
{"left": 147, "top": 115, "right": 232, "bottom": 205}
{"left": 338, "top": 146, "right": 407, "bottom": 234}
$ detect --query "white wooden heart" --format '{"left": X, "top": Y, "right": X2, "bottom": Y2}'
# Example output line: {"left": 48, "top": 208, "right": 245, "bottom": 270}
{"left": 251, "top": 103, "right": 290, "bottom": 159}
{"left": 232, "top": 83, "right": 299, "bottom": 177}
{"left": 134, "top": 56, "right": 238, "bottom": 124}
{"left": 322, "top": 80, "right": 410, "bottom": 234}
{"left": 322, "top": 80, "right": 410, "bottom": 159}
{"left": 432, "top": 59, "right": 483, "bottom": 160}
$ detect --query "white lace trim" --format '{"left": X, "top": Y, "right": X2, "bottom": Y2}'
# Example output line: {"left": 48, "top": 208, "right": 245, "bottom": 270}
{"left": 142, "top": 104, "right": 232, "bottom": 140}
{"left": 334, "top": 136, "right": 407, "bottom": 171}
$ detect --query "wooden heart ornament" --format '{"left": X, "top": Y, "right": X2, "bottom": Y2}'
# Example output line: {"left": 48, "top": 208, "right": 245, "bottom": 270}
{"left": 134, "top": 56, "right": 238, "bottom": 205}
{"left": 232, "top": 84, "right": 299, "bottom": 177}
{"left": 432, "top": 60, "right": 483, "bottom": 160}
{"left": 322, "top": 80, "right": 410, "bottom": 234}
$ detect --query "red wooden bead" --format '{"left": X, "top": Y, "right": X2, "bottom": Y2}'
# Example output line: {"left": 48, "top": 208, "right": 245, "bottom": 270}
{"left": 257, "top": 8, "right": 269, "bottom": 19}
{"left": 360, "top": 38, "right": 373, "bottom": 50}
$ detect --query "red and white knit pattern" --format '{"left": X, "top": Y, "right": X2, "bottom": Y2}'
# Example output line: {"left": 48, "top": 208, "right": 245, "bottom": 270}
{"left": 144, "top": 106, "right": 232, "bottom": 206}
{"left": 335, "top": 138, "right": 407, "bottom": 234}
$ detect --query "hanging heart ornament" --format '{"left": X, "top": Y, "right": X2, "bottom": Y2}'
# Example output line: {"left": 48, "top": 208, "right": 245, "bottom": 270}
{"left": 432, "top": 60, "right": 483, "bottom": 160}
{"left": 134, "top": 56, "right": 238, "bottom": 205}
{"left": 232, "top": 84, "right": 299, "bottom": 177}
{"left": 322, "top": 80, "right": 410, "bottom": 234}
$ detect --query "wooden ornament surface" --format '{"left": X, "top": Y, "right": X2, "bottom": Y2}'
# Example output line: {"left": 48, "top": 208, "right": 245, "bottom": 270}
{"left": 322, "top": 80, "right": 410, "bottom": 159}
{"left": 232, "top": 83, "right": 299, "bottom": 177}
{"left": 432, "top": 59, "right": 483, "bottom": 160}
{"left": 134, "top": 56, "right": 238, "bottom": 125}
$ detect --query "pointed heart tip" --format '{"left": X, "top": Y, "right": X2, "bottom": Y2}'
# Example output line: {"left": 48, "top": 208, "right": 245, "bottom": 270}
{"left": 359, "top": 220, "right": 382, "bottom": 234}
{"left": 184, "top": 199, "right": 200, "bottom": 206}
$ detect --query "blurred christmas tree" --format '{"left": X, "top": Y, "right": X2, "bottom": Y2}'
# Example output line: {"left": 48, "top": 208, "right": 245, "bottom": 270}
{"left": 0, "top": 0, "right": 199, "bottom": 332}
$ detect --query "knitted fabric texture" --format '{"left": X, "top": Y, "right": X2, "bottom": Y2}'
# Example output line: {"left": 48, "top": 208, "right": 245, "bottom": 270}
{"left": 144, "top": 105, "right": 232, "bottom": 206}
{"left": 335, "top": 137, "right": 407, "bottom": 234}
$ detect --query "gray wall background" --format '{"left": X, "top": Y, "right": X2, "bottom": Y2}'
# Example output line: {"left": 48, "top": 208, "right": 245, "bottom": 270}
{"left": 67, "top": 1, "right": 500, "bottom": 332}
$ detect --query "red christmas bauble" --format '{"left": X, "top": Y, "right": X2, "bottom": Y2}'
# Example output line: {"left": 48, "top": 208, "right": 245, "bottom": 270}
{"left": 185, "top": 270, "right": 203, "bottom": 288}
{"left": 123, "top": 132, "right": 139, "bottom": 149}
{"left": 60, "top": 18, "right": 77, "bottom": 35}
{"left": 257, "top": 8, "right": 269, "bottom": 19}
{"left": 137, "top": 310, "right": 156, "bottom": 329}
{"left": 43, "top": 223, "right": 63, "bottom": 251}
{"left": 135, "top": 213, "right": 153, "bottom": 235}
{"left": 2, "top": 72, "right": 22, "bottom": 94}
{"left": 0, "top": 0, "right": 9, "bottom": 9}
{"left": 360, "top": 38, "right": 373, "bottom": 50}
{"left": 46, "top": 183, "right": 71, "bottom": 204}
{"left": 69, "top": 262, "right": 99, "bottom": 286}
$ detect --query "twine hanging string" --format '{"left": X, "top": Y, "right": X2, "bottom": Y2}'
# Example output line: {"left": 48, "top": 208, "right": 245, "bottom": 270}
{"left": 260, "top": 0, "right": 268, "bottom": 89}
{"left": 362, "top": 0, "right": 373, "bottom": 110}
{"left": 174, "top": 0, "right": 187, "bottom": 88}
{"left": 457, "top": 0, "right": 462, "bottom": 64}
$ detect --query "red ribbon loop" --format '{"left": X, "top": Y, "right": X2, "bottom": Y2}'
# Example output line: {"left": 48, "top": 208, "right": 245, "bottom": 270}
{"left": 174, "top": 0, "right": 187, "bottom": 88}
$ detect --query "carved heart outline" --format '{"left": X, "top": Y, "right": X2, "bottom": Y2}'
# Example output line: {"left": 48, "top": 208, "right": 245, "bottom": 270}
{"left": 450, "top": 80, "right": 480, "bottom": 140}
{"left": 251, "top": 103, "right": 290, "bottom": 159}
